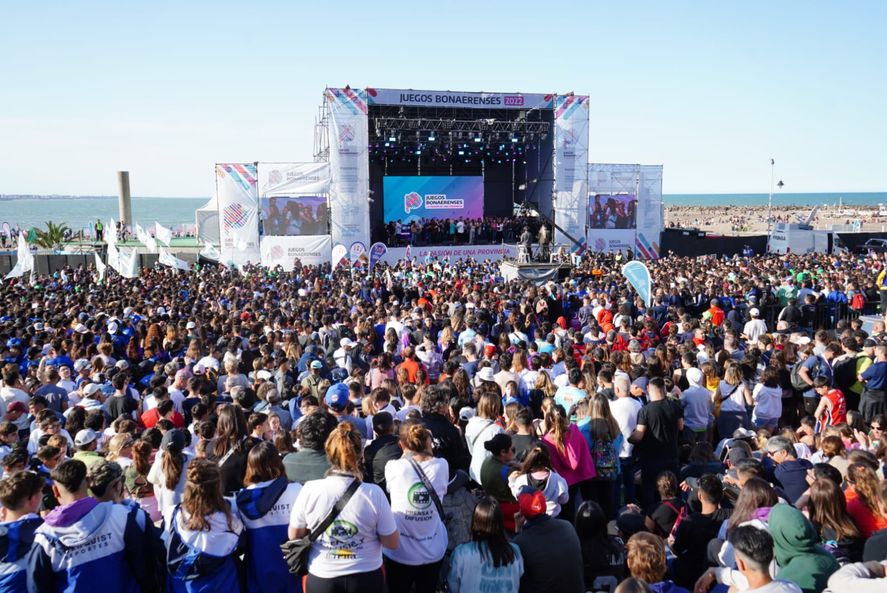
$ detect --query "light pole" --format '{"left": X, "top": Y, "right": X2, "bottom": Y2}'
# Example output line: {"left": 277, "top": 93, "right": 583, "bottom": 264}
{"left": 767, "top": 158, "right": 775, "bottom": 237}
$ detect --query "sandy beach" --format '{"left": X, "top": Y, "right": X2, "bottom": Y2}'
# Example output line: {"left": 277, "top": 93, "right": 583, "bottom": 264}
{"left": 665, "top": 204, "right": 887, "bottom": 235}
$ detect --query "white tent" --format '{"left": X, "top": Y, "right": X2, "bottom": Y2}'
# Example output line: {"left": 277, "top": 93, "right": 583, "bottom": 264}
{"left": 195, "top": 194, "right": 219, "bottom": 245}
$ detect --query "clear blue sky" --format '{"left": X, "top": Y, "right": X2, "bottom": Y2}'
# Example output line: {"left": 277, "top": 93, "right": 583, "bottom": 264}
{"left": 2, "top": 1, "right": 885, "bottom": 196}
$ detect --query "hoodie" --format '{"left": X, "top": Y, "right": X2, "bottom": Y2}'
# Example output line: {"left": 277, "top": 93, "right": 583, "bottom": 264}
{"left": 234, "top": 477, "right": 302, "bottom": 593}
{"left": 649, "top": 581, "right": 691, "bottom": 593}
{"left": 165, "top": 504, "right": 244, "bottom": 592}
{"left": 28, "top": 499, "right": 149, "bottom": 593}
{"left": 0, "top": 514, "right": 42, "bottom": 593}
{"left": 769, "top": 503, "right": 840, "bottom": 593}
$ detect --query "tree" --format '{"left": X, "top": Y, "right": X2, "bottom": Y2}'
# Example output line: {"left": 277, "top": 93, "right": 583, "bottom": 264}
{"left": 34, "top": 220, "right": 71, "bottom": 251}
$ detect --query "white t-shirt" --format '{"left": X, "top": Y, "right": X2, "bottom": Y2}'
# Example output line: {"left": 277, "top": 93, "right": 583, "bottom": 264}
{"left": 610, "top": 396, "right": 642, "bottom": 458}
{"left": 383, "top": 457, "right": 449, "bottom": 565}
{"left": 289, "top": 474, "right": 396, "bottom": 579}
{"left": 465, "top": 417, "right": 504, "bottom": 483}
{"left": 508, "top": 470, "right": 569, "bottom": 517}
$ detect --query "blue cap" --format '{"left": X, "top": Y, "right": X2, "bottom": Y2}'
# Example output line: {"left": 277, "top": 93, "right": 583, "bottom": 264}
{"left": 325, "top": 383, "right": 350, "bottom": 410}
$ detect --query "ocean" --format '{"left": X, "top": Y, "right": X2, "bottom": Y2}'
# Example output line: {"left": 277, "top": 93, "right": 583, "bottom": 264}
{"left": 0, "top": 196, "right": 207, "bottom": 232}
{"left": 1, "top": 192, "right": 886, "bottom": 232}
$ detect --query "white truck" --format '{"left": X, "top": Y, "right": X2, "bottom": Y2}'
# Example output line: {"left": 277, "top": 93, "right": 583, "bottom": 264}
{"left": 767, "top": 223, "right": 845, "bottom": 255}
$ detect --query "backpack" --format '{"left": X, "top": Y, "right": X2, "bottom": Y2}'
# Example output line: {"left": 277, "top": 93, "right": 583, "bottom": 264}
{"left": 663, "top": 500, "right": 688, "bottom": 539}
{"left": 850, "top": 292, "right": 865, "bottom": 311}
{"left": 791, "top": 356, "right": 821, "bottom": 391}
{"left": 592, "top": 437, "right": 619, "bottom": 481}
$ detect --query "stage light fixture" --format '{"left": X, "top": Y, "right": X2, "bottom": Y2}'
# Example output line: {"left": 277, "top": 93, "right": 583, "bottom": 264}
{"left": 428, "top": 133, "right": 436, "bottom": 141}
{"left": 474, "top": 135, "right": 482, "bottom": 143}
{"left": 511, "top": 136, "right": 519, "bottom": 143}
{"left": 388, "top": 135, "right": 396, "bottom": 142}
{"left": 384, "top": 142, "right": 390, "bottom": 147}
{"left": 458, "top": 150, "right": 465, "bottom": 155}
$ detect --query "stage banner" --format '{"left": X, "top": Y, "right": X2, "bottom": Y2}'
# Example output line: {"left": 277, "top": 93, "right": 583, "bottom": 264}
{"left": 369, "top": 242, "right": 387, "bottom": 270}
{"left": 637, "top": 165, "right": 664, "bottom": 259}
{"left": 331, "top": 243, "right": 347, "bottom": 268}
{"left": 382, "top": 176, "right": 483, "bottom": 223}
{"left": 326, "top": 88, "right": 370, "bottom": 248}
{"left": 366, "top": 88, "right": 555, "bottom": 111}
{"left": 587, "top": 230, "right": 636, "bottom": 254}
{"left": 258, "top": 162, "right": 331, "bottom": 236}
{"left": 349, "top": 241, "right": 367, "bottom": 267}
{"left": 379, "top": 244, "right": 517, "bottom": 265}
{"left": 260, "top": 235, "right": 332, "bottom": 271}
{"left": 216, "top": 163, "right": 260, "bottom": 267}
{"left": 553, "top": 95, "right": 590, "bottom": 250}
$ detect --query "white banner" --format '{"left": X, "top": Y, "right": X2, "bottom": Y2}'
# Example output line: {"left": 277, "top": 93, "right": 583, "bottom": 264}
{"left": 4, "top": 232, "right": 34, "bottom": 280}
{"left": 260, "top": 235, "right": 332, "bottom": 270}
{"left": 216, "top": 163, "right": 260, "bottom": 267}
{"left": 258, "top": 162, "right": 330, "bottom": 196}
{"left": 158, "top": 247, "right": 191, "bottom": 271}
{"left": 637, "top": 165, "right": 664, "bottom": 259}
{"left": 110, "top": 246, "right": 139, "bottom": 279}
{"left": 379, "top": 243, "right": 517, "bottom": 265}
{"left": 553, "top": 95, "right": 590, "bottom": 250}
{"left": 326, "top": 88, "right": 370, "bottom": 248}
{"left": 587, "top": 230, "right": 636, "bottom": 254}
{"left": 366, "top": 88, "right": 554, "bottom": 110}
{"left": 94, "top": 252, "right": 106, "bottom": 282}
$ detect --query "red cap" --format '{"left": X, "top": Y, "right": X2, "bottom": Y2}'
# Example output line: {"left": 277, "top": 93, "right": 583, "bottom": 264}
{"left": 6, "top": 401, "right": 27, "bottom": 414}
{"left": 518, "top": 487, "right": 547, "bottom": 519}
{"left": 240, "top": 311, "right": 250, "bottom": 321}
{"left": 484, "top": 344, "right": 497, "bottom": 358}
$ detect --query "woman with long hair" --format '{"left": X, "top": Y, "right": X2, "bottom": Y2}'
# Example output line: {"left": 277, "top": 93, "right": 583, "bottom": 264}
{"left": 446, "top": 497, "right": 523, "bottom": 593}
{"left": 751, "top": 366, "right": 782, "bottom": 431}
{"left": 383, "top": 423, "right": 449, "bottom": 593}
{"left": 288, "top": 423, "right": 399, "bottom": 592}
{"left": 124, "top": 438, "right": 161, "bottom": 523}
{"left": 580, "top": 394, "right": 623, "bottom": 520}
{"left": 234, "top": 441, "right": 302, "bottom": 593}
{"left": 845, "top": 462, "right": 887, "bottom": 537}
{"left": 165, "top": 458, "right": 244, "bottom": 592}
{"left": 507, "top": 445, "right": 569, "bottom": 518}
{"left": 575, "top": 500, "right": 626, "bottom": 590}
{"left": 210, "top": 404, "right": 254, "bottom": 495}
{"left": 148, "top": 428, "right": 192, "bottom": 524}
{"left": 715, "top": 362, "right": 753, "bottom": 439}
{"left": 806, "top": 478, "right": 863, "bottom": 563}
{"left": 542, "top": 404, "right": 596, "bottom": 522}
{"left": 716, "top": 477, "right": 778, "bottom": 568}
{"left": 465, "top": 392, "right": 505, "bottom": 483}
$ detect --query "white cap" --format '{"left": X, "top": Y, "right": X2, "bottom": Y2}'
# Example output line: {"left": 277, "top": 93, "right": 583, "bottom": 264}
{"left": 73, "top": 359, "right": 90, "bottom": 372}
{"left": 340, "top": 337, "right": 354, "bottom": 348}
{"left": 115, "top": 360, "right": 130, "bottom": 370}
{"left": 107, "top": 322, "right": 119, "bottom": 334}
{"left": 750, "top": 307, "right": 760, "bottom": 317}
{"left": 186, "top": 321, "right": 196, "bottom": 330}
{"left": 83, "top": 383, "right": 102, "bottom": 397}
{"left": 256, "top": 369, "right": 273, "bottom": 381}
{"left": 74, "top": 324, "right": 89, "bottom": 334}
{"left": 74, "top": 429, "right": 98, "bottom": 447}
{"left": 477, "top": 367, "right": 495, "bottom": 382}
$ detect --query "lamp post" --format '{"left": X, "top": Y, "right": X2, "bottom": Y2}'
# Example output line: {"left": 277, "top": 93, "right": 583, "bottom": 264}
{"left": 767, "top": 158, "right": 775, "bottom": 237}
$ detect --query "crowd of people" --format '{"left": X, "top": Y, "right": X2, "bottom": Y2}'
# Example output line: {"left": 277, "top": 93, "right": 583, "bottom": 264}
{"left": 1, "top": 246, "right": 887, "bottom": 593}
{"left": 380, "top": 216, "right": 543, "bottom": 247}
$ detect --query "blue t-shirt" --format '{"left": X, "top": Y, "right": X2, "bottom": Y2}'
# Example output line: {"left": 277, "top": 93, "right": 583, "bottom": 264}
{"left": 801, "top": 355, "right": 832, "bottom": 398}
{"left": 861, "top": 360, "right": 887, "bottom": 391}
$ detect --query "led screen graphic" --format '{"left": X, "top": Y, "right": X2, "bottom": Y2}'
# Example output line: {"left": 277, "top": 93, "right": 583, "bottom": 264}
{"left": 588, "top": 193, "right": 637, "bottom": 229}
{"left": 261, "top": 196, "right": 329, "bottom": 236}
{"left": 383, "top": 176, "right": 484, "bottom": 223}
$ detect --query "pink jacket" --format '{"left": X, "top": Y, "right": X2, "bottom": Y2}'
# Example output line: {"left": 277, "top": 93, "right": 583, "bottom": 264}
{"left": 543, "top": 424, "right": 597, "bottom": 485}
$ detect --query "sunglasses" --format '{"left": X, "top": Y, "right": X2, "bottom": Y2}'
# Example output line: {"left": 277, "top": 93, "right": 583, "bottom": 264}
{"left": 872, "top": 425, "right": 882, "bottom": 431}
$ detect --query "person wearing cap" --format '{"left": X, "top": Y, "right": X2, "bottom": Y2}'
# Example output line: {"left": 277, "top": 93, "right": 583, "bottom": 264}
{"left": 325, "top": 382, "right": 371, "bottom": 441}
{"left": 29, "top": 459, "right": 154, "bottom": 593}
{"left": 513, "top": 486, "right": 584, "bottom": 593}
{"left": 72, "top": 429, "right": 102, "bottom": 470}
{"left": 301, "top": 359, "right": 326, "bottom": 401}
{"left": 742, "top": 307, "right": 768, "bottom": 343}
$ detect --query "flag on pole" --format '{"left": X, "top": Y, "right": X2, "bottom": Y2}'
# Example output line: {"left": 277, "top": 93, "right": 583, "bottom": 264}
{"left": 4, "top": 232, "right": 34, "bottom": 280}
{"left": 94, "top": 252, "right": 107, "bottom": 282}
{"left": 106, "top": 218, "right": 118, "bottom": 246}
{"left": 621, "top": 261, "right": 652, "bottom": 308}
{"left": 159, "top": 247, "right": 191, "bottom": 271}
{"left": 154, "top": 222, "right": 173, "bottom": 246}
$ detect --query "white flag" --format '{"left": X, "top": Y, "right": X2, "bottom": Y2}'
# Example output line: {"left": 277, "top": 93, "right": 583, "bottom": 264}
{"left": 135, "top": 224, "right": 148, "bottom": 244}
{"left": 5, "top": 232, "right": 34, "bottom": 279}
{"left": 155, "top": 222, "right": 173, "bottom": 246}
{"left": 106, "top": 241, "right": 120, "bottom": 271}
{"left": 158, "top": 247, "right": 190, "bottom": 272}
{"left": 94, "top": 252, "right": 107, "bottom": 282}
{"left": 145, "top": 236, "right": 158, "bottom": 253}
{"left": 116, "top": 248, "right": 140, "bottom": 278}
{"left": 106, "top": 218, "right": 118, "bottom": 246}
{"left": 199, "top": 244, "right": 221, "bottom": 262}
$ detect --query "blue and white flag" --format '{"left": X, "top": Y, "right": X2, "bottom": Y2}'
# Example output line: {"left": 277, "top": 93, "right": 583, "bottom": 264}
{"left": 621, "top": 261, "right": 652, "bottom": 307}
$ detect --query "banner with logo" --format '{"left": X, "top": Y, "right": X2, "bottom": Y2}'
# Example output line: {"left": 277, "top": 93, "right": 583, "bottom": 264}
{"left": 369, "top": 242, "right": 387, "bottom": 270}
{"left": 553, "top": 95, "right": 590, "bottom": 250}
{"left": 216, "top": 163, "right": 260, "bottom": 267}
{"left": 349, "top": 241, "right": 367, "bottom": 267}
{"left": 331, "top": 243, "right": 348, "bottom": 268}
{"left": 379, "top": 244, "right": 517, "bottom": 265}
{"left": 587, "top": 163, "right": 638, "bottom": 255}
{"left": 326, "top": 88, "right": 370, "bottom": 248}
{"left": 636, "top": 165, "right": 663, "bottom": 259}
{"left": 260, "top": 235, "right": 332, "bottom": 270}
{"left": 366, "top": 88, "right": 554, "bottom": 110}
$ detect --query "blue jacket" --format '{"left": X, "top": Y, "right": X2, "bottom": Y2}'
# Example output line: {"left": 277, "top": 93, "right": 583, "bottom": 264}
{"left": 165, "top": 504, "right": 243, "bottom": 593}
{"left": 0, "top": 515, "right": 42, "bottom": 593}
{"left": 235, "top": 476, "right": 302, "bottom": 593}
{"left": 28, "top": 499, "right": 150, "bottom": 593}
